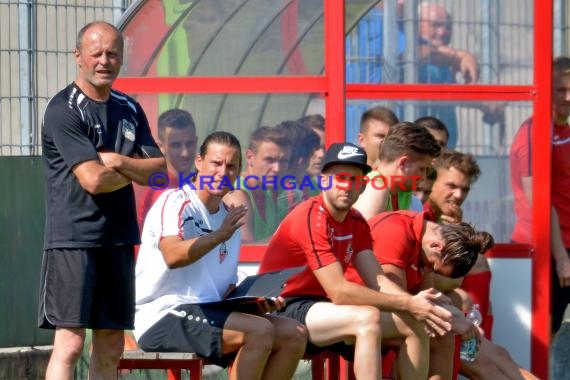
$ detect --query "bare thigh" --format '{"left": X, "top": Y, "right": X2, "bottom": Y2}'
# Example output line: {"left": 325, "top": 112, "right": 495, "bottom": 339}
{"left": 304, "top": 302, "right": 380, "bottom": 346}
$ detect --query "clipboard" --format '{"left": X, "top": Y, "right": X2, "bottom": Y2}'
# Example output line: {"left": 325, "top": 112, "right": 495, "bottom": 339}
{"left": 205, "top": 266, "right": 305, "bottom": 314}
{"left": 226, "top": 266, "right": 305, "bottom": 300}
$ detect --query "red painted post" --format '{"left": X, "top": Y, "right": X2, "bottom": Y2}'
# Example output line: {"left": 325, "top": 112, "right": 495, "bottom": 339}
{"left": 323, "top": 0, "right": 346, "bottom": 146}
{"left": 531, "top": 0, "right": 554, "bottom": 378}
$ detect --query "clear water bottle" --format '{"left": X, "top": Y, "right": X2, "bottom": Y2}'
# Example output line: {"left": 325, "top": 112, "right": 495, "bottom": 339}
{"left": 459, "top": 304, "right": 483, "bottom": 362}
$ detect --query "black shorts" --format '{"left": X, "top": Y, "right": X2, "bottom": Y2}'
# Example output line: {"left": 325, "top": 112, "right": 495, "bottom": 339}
{"left": 552, "top": 251, "right": 570, "bottom": 332}
{"left": 38, "top": 247, "right": 135, "bottom": 330}
{"left": 279, "top": 297, "right": 355, "bottom": 361}
{"left": 137, "top": 304, "right": 236, "bottom": 368}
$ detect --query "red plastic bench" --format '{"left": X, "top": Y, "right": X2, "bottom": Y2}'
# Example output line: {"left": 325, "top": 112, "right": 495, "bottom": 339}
{"left": 118, "top": 350, "right": 344, "bottom": 380}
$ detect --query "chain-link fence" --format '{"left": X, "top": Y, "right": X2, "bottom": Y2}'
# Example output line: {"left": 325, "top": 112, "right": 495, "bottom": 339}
{"left": 2, "top": 0, "right": 570, "bottom": 157}
{"left": 0, "top": 0, "right": 132, "bottom": 156}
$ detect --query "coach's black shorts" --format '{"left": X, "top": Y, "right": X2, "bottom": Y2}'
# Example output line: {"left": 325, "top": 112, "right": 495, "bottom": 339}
{"left": 138, "top": 304, "right": 236, "bottom": 368}
{"left": 279, "top": 297, "right": 355, "bottom": 361}
{"left": 38, "top": 247, "right": 135, "bottom": 330}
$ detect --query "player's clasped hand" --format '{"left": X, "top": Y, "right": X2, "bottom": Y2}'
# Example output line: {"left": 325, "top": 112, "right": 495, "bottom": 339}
{"left": 411, "top": 289, "right": 453, "bottom": 337}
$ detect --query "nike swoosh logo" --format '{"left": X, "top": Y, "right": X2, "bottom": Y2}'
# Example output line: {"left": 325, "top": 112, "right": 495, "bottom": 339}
{"left": 338, "top": 152, "right": 364, "bottom": 159}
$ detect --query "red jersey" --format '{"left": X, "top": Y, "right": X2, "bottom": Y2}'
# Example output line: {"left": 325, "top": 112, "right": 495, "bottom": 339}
{"left": 423, "top": 201, "right": 438, "bottom": 222}
{"left": 510, "top": 117, "right": 570, "bottom": 246}
{"left": 367, "top": 211, "right": 427, "bottom": 293}
{"left": 258, "top": 194, "right": 373, "bottom": 298}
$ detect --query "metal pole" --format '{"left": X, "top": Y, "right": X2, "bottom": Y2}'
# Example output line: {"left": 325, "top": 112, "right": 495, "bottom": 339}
{"left": 402, "top": 0, "right": 418, "bottom": 121}
{"left": 553, "top": 0, "right": 564, "bottom": 57}
{"left": 382, "top": 0, "right": 398, "bottom": 83}
{"left": 19, "top": 0, "right": 32, "bottom": 155}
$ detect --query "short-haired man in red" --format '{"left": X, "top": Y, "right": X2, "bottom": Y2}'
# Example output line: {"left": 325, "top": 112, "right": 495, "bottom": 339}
{"left": 137, "top": 108, "right": 198, "bottom": 232}
{"left": 259, "top": 142, "right": 454, "bottom": 380}
{"left": 510, "top": 56, "right": 570, "bottom": 335}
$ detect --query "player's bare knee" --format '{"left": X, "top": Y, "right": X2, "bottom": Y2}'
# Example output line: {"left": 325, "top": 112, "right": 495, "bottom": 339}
{"left": 397, "top": 311, "right": 428, "bottom": 339}
{"left": 353, "top": 305, "right": 381, "bottom": 338}
{"left": 93, "top": 330, "right": 124, "bottom": 357}
{"left": 274, "top": 318, "right": 308, "bottom": 353}
{"left": 55, "top": 340, "right": 84, "bottom": 364}
{"left": 246, "top": 319, "right": 275, "bottom": 351}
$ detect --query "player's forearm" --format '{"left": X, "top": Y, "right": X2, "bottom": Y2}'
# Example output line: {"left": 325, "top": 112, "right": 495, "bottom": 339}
{"left": 160, "top": 231, "right": 227, "bottom": 269}
{"left": 113, "top": 156, "right": 166, "bottom": 185}
{"left": 419, "top": 44, "right": 457, "bottom": 67}
{"left": 551, "top": 207, "right": 569, "bottom": 263}
{"left": 329, "top": 280, "right": 411, "bottom": 312}
{"left": 73, "top": 160, "right": 131, "bottom": 194}
{"left": 93, "top": 169, "right": 132, "bottom": 193}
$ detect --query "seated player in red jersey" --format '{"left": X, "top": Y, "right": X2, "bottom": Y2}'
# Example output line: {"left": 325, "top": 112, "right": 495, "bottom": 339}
{"left": 259, "top": 142, "right": 454, "bottom": 380}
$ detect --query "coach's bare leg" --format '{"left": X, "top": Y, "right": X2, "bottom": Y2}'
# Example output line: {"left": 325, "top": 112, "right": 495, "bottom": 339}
{"left": 222, "top": 313, "right": 275, "bottom": 380}
{"left": 305, "top": 303, "right": 382, "bottom": 380}
{"left": 89, "top": 329, "right": 125, "bottom": 380}
{"left": 260, "top": 315, "right": 308, "bottom": 380}
{"left": 381, "top": 312, "right": 430, "bottom": 379}
{"left": 46, "top": 327, "right": 85, "bottom": 380}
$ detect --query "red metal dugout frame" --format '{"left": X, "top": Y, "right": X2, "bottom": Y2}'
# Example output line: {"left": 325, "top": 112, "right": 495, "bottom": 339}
{"left": 116, "top": 1, "right": 553, "bottom": 378}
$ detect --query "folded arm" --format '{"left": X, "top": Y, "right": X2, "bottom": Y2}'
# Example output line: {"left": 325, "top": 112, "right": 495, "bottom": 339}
{"left": 98, "top": 152, "right": 166, "bottom": 186}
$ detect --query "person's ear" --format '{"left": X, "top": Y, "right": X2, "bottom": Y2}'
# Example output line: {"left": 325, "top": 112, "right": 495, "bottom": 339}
{"left": 74, "top": 49, "right": 81, "bottom": 66}
{"left": 397, "top": 156, "right": 409, "bottom": 173}
{"left": 245, "top": 149, "right": 255, "bottom": 164}
{"left": 194, "top": 154, "right": 203, "bottom": 173}
{"left": 357, "top": 132, "right": 365, "bottom": 147}
{"left": 429, "top": 240, "right": 443, "bottom": 252}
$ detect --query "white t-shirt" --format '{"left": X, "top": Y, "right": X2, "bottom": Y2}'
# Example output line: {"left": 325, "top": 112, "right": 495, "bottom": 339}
{"left": 134, "top": 184, "right": 241, "bottom": 339}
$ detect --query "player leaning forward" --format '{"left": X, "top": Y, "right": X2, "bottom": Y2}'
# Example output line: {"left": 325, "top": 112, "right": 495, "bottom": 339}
{"left": 134, "top": 131, "right": 307, "bottom": 380}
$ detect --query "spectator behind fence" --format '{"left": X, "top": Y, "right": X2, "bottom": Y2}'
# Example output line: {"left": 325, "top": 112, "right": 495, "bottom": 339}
{"left": 354, "top": 121, "right": 441, "bottom": 219}
{"left": 38, "top": 21, "right": 166, "bottom": 379}
{"left": 223, "top": 126, "right": 297, "bottom": 243}
{"left": 134, "top": 131, "right": 307, "bottom": 379}
{"left": 346, "top": 2, "right": 484, "bottom": 148}
{"left": 137, "top": 108, "right": 198, "bottom": 231}
{"left": 259, "top": 142, "right": 455, "bottom": 379}
{"left": 510, "top": 56, "right": 570, "bottom": 334}
{"left": 417, "top": 2, "right": 479, "bottom": 148}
